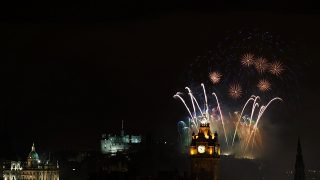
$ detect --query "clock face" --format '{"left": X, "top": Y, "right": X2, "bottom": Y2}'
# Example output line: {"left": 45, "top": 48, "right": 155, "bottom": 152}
{"left": 197, "top": 145, "right": 205, "bottom": 153}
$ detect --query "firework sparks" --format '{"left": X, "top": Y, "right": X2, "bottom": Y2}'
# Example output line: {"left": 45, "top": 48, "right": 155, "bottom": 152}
{"left": 241, "top": 53, "right": 254, "bottom": 67}
{"left": 229, "top": 83, "right": 243, "bottom": 99}
{"left": 254, "top": 57, "right": 269, "bottom": 73}
{"left": 269, "top": 61, "right": 284, "bottom": 76}
{"left": 257, "top": 79, "right": 271, "bottom": 91}
{"left": 175, "top": 84, "right": 282, "bottom": 159}
{"left": 209, "top": 71, "right": 222, "bottom": 84}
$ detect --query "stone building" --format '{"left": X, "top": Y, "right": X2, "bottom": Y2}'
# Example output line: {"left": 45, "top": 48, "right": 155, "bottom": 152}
{"left": 190, "top": 121, "right": 221, "bottom": 180}
{"left": 3, "top": 143, "right": 59, "bottom": 180}
{"left": 101, "top": 121, "right": 141, "bottom": 154}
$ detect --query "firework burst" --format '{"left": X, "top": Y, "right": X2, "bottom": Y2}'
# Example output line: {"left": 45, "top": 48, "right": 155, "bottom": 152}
{"left": 254, "top": 57, "right": 269, "bottom": 73}
{"left": 241, "top": 53, "right": 255, "bottom": 67}
{"left": 209, "top": 71, "right": 222, "bottom": 84}
{"left": 229, "top": 83, "right": 243, "bottom": 99}
{"left": 269, "top": 61, "right": 284, "bottom": 76}
{"left": 257, "top": 79, "right": 271, "bottom": 91}
{"left": 175, "top": 84, "right": 282, "bottom": 159}
{"left": 177, "top": 30, "right": 300, "bottom": 158}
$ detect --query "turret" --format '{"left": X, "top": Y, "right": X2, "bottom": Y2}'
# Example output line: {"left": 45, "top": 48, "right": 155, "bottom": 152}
{"left": 294, "top": 138, "right": 305, "bottom": 180}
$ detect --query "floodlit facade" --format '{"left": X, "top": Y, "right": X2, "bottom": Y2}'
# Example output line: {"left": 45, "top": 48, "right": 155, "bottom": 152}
{"left": 190, "top": 122, "right": 220, "bottom": 180}
{"left": 101, "top": 121, "right": 141, "bottom": 154}
{"left": 3, "top": 143, "right": 59, "bottom": 180}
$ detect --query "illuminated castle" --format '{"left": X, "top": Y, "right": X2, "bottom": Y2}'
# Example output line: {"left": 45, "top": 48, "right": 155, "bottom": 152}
{"left": 190, "top": 121, "right": 220, "bottom": 180}
{"left": 101, "top": 120, "right": 141, "bottom": 155}
{"left": 3, "top": 143, "right": 59, "bottom": 180}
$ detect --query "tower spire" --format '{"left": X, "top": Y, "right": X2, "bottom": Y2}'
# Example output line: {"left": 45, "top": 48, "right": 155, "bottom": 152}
{"left": 32, "top": 142, "right": 35, "bottom": 151}
{"left": 122, "top": 120, "right": 124, "bottom": 131}
{"left": 294, "top": 137, "right": 305, "bottom": 180}
{"left": 121, "top": 120, "right": 124, "bottom": 136}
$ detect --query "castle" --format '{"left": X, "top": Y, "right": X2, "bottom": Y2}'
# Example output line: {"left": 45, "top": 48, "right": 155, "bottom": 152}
{"left": 101, "top": 121, "right": 141, "bottom": 155}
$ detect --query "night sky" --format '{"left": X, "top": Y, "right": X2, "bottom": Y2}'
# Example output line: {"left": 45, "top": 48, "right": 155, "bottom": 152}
{"left": 1, "top": 0, "right": 320, "bottom": 177}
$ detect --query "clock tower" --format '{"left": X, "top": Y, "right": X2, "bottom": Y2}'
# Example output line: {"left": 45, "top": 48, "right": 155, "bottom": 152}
{"left": 190, "top": 121, "right": 220, "bottom": 180}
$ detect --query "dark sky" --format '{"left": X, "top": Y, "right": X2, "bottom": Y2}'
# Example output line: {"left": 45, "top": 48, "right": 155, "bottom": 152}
{"left": 1, "top": 0, "right": 320, "bottom": 177}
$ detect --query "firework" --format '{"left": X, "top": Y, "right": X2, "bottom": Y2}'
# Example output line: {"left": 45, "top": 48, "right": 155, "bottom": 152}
{"left": 241, "top": 53, "right": 255, "bottom": 67}
{"left": 269, "top": 61, "right": 284, "bottom": 76}
{"left": 257, "top": 79, "right": 271, "bottom": 91}
{"left": 174, "top": 84, "right": 282, "bottom": 159}
{"left": 229, "top": 83, "right": 243, "bottom": 99}
{"left": 177, "top": 30, "right": 298, "bottom": 158}
{"left": 209, "top": 71, "right": 222, "bottom": 84}
{"left": 254, "top": 57, "right": 269, "bottom": 73}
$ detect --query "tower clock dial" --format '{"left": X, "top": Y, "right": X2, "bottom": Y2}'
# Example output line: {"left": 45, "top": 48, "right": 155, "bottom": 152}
{"left": 197, "top": 145, "right": 205, "bottom": 153}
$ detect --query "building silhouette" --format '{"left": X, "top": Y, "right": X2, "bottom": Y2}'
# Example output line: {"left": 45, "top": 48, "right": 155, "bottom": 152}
{"left": 294, "top": 138, "right": 305, "bottom": 180}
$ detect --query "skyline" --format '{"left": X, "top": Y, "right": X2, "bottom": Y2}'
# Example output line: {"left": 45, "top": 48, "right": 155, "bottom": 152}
{"left": 1, "top": 1, "right": 320, "bottom": 179}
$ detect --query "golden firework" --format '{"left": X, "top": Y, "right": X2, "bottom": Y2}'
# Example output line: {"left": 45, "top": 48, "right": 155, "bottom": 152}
{"left": 269, "top": 61, "right": 284, "bottom": 76}
{"left": 229, "top": 83, "right": 243, "bottom": 99}
{"left": 241, "top": 53, "right": 255, "bottom": 67}
{"left": 254, "top": 57, "right": 269, "bottom": 73}
{"left": 257, "top": 79, "right": 271, "bottom": 91}
{"left": 209, "top": 71, "right": 222, "bottom": 84}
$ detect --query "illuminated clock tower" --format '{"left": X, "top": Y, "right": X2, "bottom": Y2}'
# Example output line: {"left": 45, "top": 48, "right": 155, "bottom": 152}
{"left": 190, "top": 121, "right": 220, "bottom": 180}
